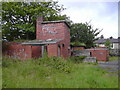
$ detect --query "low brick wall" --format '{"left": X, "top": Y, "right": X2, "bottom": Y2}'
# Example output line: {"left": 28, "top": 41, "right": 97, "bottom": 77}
{"left": 72, "top": 47, "right": 109, "bottom": 61}
{"left": 72, "top": 50, "right": 90, "bottom": 56}
{"left": 2, "top": 42, "right": 42, "bottom": 60}
{"left": 72, "top": 46, "right": 85, "bottom": 51}
{"left": 83, "top": 57, "right": 97, "bottom": 63}
{"left": 86, "top": 47, "right": 109, "bottom": 61}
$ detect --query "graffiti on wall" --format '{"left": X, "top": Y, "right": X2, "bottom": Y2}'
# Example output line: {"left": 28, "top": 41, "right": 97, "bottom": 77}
{"left": 42, "top": 25, "right": 58, "bottom": 35}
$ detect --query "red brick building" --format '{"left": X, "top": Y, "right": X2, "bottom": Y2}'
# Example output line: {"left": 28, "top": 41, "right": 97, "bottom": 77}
{"left": 71, "top": 45, "right": 86, "bottom": 51}
{"left": 72, "top": 46, "right": 109, "bottom": 61}
{"left": 3, "top": 16, "right": 109, "bottom": 61}
{"left": 35, "top": 16, "right": 71, "bottom": 58}
{"left": 87, "top": 47, "right": 109, "bottom": 61}
{"left": 3, "top": 42, "right": 40, "bottom": 60}
{"left": 3, "top": 16, "right": 71, "bottom": 59}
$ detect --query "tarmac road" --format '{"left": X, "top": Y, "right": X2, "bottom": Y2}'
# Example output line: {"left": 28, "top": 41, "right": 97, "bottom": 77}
{"left": 97, "top": 60, "right": 119, "bottom": 76}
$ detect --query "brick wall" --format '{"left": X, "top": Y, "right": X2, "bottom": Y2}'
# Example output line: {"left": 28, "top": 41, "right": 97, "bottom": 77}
{"left": 3, "top": 16, "right": 71, "bottom": 59}
{"left": 3, "top": 42, "right": 42, "bottom": 60}
{"left": 36, "top": 16, "right": 70, "bottom": 58}
{"left": 37, "top": 23, "right": 65, "bottom": 40}
{"left": 72, "top": 47, "right": 109, "bottom": 61}
{"left": 89, "top": 47, "right": 109, "bottom": 61}
{"left": 47, "top": 44, "right": 58, "bottom": 57}
{"left": 32, "top": 46, "right": 42, "bottom": 58}
{"left": 72, "top": 47, "right": 85, "bottom": 51}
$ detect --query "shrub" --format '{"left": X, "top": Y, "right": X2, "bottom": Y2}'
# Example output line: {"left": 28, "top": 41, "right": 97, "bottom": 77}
{"left": 70, "top": 56, "right": 87, "bottom": 63}
{"left": 2, "top": 56, "right": 20, "bottom": 67}
{"left": 70, "top": 42, "right": 86, "bottom": 46}
{"left": 2, "top": 56, "right": 72, "bottom": 73}
{"left": 38, "top": 56, "right": 72, "bottom": 73}
{"left": 2, "top": 55, "right": 87, "bottom": 73}
{"left": 2, "top": 43, "right": 10, "bottom": 53}
{"left": 48, "top": 57, "right": 72, "bottom": 73}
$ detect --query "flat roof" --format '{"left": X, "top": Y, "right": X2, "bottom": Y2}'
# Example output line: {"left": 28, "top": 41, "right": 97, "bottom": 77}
{"left": 94, "top": 38, "right": 119, "bottom": 44}
{"left": 42, "top": 20, "right": 70, "bottom": 28}
{"left": 21, "top": 39, "right": 63, "bottom": 46}
{"left": 86, "top": 48, "right": 108, "bottom": 50}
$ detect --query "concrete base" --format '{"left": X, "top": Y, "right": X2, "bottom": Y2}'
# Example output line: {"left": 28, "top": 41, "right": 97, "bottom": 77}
{"left": 83, "top": 57, "right": 97, "bottom": 63}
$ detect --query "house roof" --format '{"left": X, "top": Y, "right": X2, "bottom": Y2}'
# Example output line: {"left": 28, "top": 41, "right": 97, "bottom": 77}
{"left": 21, "top": 39, "right": 63, "bottom": 46}
{"left": 42, "top": 20, "right": 70, "bottom": 28}
{"left": 94, "top": 38, "right": 119, "bottom": 44}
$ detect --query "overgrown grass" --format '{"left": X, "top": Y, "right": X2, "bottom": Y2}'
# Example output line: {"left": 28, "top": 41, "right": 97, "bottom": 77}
{"left": 70, "top": 56, "right": 87, "bottom": 63}
{"left": 109, "top": 56, "right": 119, "bottom": 61}
{"left": 0, "top": 72, "right": 1, "bottom": 89}
{"left": 2, "top": 56, "right": 118, "bottom": 88}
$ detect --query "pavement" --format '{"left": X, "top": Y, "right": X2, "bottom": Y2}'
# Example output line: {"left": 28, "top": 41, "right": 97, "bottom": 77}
{"left": 97, "top": 60, "right": 119, "bottom": 76}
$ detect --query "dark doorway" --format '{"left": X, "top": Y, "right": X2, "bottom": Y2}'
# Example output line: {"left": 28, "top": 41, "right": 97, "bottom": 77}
{"left": 41, "top": 46, "right": 47, "bottom": 57}
{"left": 90, "top": 52, "right": 92, "bottom": 56}
{"left": 58, "top": 45, "right": 61, "bottom": 56}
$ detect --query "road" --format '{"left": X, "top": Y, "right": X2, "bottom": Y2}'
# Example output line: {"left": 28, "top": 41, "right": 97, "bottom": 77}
{"left": 97, "top": 61, "right": 119, "bottom": 76}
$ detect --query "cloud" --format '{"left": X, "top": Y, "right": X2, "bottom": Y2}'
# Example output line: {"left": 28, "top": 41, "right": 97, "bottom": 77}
{"left": 58, "top": 1, "right": 118, "bottom": 38}
{"left": 56, "top": 0, "right": 119, "bottom": 2}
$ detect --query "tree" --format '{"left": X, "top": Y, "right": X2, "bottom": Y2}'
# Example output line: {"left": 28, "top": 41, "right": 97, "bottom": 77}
{"left": 2, "top": 2, "right": 69, "bottom": 41}
{"left": 70, "top": 22, "right": 101, "bottom": 48}
{"left": 105, "top": 39, "right": 112, "bottom": 50}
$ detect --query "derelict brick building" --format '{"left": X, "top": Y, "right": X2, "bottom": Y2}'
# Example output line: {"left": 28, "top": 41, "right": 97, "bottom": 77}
{"left": 35, "top": 16, "right": 71, "bottom": 58}
{"left": 3, "top": 16, "right": 109, "bottom": 61}
{"left": 3, "top": 16, "right": 71, "bottom": 59}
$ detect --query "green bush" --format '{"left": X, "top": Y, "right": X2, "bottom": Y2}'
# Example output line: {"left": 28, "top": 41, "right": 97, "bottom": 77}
{"left": 42, "top": 56, "right": 72, "bottom": 73}
{"left": 2, "top": 56, "right": 20, "bottom": 67}
{"left": 70, "top": 56, "right": 87, "bottom": 63}
{"left": 31, "top": 56, "right": 72, "bottom": 73}
{"left": 70, "top": 42, "right": 86, "bottom": 46}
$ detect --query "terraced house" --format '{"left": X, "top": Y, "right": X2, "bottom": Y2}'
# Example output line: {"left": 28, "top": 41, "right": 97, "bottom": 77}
{"left": 94, "top": 37, "right": 120, "bottom": 56}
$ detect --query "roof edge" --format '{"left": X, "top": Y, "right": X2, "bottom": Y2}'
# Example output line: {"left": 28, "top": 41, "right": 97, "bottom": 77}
{"left": 21, "top": 39, "right": 63, "bottom": 46}
{"left": 41, "top": 20, "right": 70, "bottom": 28}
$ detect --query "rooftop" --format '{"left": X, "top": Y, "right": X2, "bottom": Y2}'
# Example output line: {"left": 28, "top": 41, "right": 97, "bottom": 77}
{"left": 42, "top": 20, "right": 70, "bottom": 28}
{"left": 21, "top": 39, "right": 63, "bottom": 46}
{"left": 94, "top": 38, "right": 119, "bottom": 44}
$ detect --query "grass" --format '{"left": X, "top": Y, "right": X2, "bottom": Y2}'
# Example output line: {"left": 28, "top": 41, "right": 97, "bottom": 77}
{"left": 0, "top": 57, "right": 2, "bottom": 89}
{"left": 2, "top": 56, "right": 118, "bottom": 88}
{"left": 109, "top": 56, "right": 119, "bottom": 61}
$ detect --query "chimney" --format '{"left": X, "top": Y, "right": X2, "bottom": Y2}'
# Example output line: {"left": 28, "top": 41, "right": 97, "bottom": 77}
{"left": 37, "top": 16, "right": 43, "bottom": 23}
{"left": 100, "top": 35, "right": 104, "bottom": 39}
{"left": 110, "top": 36, "right": 113, "bottom": 39}
{"left": 36, "top": 16, "right": 43, "bottom": 40}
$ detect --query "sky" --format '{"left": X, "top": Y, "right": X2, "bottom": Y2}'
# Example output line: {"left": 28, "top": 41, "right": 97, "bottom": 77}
{"left": 55, "top": 0, "right": 119, "bottom": 38}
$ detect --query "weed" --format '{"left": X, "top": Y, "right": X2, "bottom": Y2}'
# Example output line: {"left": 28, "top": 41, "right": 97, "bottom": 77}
{"left": 2, "top": 56, "right": 118, "bottom": 88}
{"left": 109, "top": 56, "right": 118, "bottom": 61}
{"left": 70, "top": 56, "right": 86, "bottom": 63}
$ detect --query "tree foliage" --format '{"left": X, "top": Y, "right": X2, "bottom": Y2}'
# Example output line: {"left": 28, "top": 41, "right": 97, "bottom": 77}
{"left": 70, "top": 41, "right": 86, "bottom": 46}
{"left": 2, "top": 2, "right": 69, "bottom": 41}
{"left": 105, "top": 39, "right": 112, "bottom": 50}
{"left": 70, "top": 22, "right": 101, "bottom": 48}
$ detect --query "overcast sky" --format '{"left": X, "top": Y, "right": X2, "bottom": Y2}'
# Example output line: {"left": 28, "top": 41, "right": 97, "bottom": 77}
{"left": 56, "top": 0, "right": 119, "bottom": 38}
